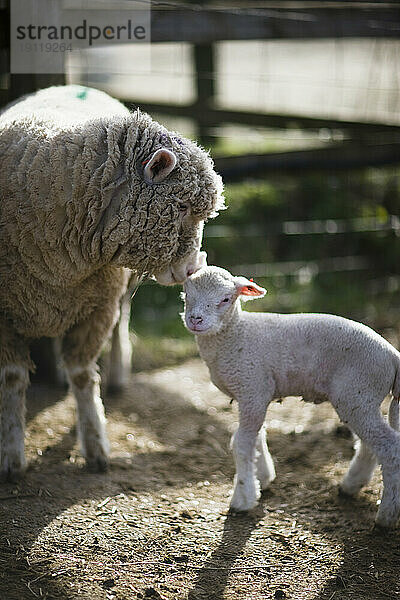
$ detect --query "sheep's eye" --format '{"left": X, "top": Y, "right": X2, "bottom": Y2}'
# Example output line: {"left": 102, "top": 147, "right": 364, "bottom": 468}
{"left": 178, "top": 203, "right": 188, "bottom": 212}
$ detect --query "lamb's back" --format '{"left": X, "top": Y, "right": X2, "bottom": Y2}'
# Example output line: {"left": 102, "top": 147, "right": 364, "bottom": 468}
{"left": 239, "top": 311, "right": 399, "bottom": 399}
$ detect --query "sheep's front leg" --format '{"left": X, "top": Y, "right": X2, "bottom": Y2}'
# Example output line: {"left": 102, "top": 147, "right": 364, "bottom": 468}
{"left": 66, "top": 363, "right": 109, "bottom": 471}
{"left": 230, "top": 397, "right": 270, "bottom": 512}
{"left": 0, "top": 365, "right": 29, "bottom": 480}
{"left": 107, "top": 284, "right": 133, "bottom": 392}
{"left": 61, "top": 292, "right": 124, "bottom": 471}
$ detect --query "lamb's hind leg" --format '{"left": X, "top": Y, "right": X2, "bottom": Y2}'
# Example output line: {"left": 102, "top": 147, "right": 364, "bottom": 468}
{"left": 340, "top": 399, "right": 400, "bottom": 497}
{"left": 336, "top": 401, "right": 400, "bottom": 528}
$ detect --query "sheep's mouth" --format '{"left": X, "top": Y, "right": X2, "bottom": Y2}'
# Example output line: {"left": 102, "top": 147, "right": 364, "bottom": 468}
{"left": 153, "top": 267, "right": 179, "bottom": 286}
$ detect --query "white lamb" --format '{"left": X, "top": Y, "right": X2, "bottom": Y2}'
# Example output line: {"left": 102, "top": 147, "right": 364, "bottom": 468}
{"left": 182, "top": 266, "right": 400, "bottom": 528}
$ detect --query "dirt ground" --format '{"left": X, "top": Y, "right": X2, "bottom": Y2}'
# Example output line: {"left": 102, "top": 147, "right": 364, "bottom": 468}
{"left": 1, "top": 357, "right": 400, "bottom": 600}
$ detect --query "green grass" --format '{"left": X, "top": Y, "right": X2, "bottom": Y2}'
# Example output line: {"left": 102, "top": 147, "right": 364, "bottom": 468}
{"left": 131, "top": 334, "right": 197, "bottom": 372}
{"left": 129, "top": 167, "right": 400, "bottom": 354}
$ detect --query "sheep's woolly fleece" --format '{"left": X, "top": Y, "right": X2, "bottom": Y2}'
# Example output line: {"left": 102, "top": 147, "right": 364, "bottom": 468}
{"left": 0, "top": 85, "right": 224, "bottom": 348}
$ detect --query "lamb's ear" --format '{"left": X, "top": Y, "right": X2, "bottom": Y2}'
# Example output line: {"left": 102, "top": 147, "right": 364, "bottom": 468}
{"left": 234, "top": 277, "right": 266, "bottom": 300}
{"left": 143, "top": 148, "right": 177, "bottom": 184}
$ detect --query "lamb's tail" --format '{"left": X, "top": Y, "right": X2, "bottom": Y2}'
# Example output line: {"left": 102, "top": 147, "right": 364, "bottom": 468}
{"left": 389, "top": 364, "right": 400, "bottom": 431}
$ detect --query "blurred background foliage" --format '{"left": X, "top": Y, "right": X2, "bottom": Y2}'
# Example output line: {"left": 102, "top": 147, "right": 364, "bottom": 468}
{"left": 2, "top": 4, "right": 399, "bottom": 374}
{"left": 131, "top": 165, "right": 400, "bottom": 369}
{"left": 65, "top": 27, "right": 400, "bottom": 369}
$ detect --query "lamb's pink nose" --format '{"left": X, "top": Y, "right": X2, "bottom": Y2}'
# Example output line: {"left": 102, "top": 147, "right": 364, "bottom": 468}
{"left": 190, "top": 316, "right": 203, "bottom": 326}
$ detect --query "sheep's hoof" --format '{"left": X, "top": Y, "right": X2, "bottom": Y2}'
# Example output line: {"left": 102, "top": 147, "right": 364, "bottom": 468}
{"left": 373, "top": 519, "right": 397, "bottom": 531}
{"left": 374, "top": 511, "right": 400, "bottom": 530}
{"left": 372, "top": 521, "right": 391, "bottom": 532}
{"left": 0, "top": 459, "right": 26, "bottom": 482}
{"left": 106, "top": 383, "right": 125, "bottom": 396}
{"left": 85, "top": 455, "right": 109, "bottom": 473}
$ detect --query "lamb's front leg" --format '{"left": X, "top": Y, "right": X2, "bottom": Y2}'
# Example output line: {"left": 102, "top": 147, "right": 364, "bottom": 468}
{"left": 230, "top": 397, "right": 270, "bottom": 512}
{"left": 256, "top": 426, "right": 276, "bottom": 490}
{"left": 65, "top": 363, "right": 109, "bottom": 471}
{"left": 339, "top": 436, "right": 377, "bottom": 496}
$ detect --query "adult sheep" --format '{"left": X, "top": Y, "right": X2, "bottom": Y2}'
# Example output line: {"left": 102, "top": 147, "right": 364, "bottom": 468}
{"left": 0, "top": 85, "right": 224, "bottom": 480}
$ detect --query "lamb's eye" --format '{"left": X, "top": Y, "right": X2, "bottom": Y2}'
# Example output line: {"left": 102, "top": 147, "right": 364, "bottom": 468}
{"left": 218, "top": 297, "right": 230, "bottom": 307}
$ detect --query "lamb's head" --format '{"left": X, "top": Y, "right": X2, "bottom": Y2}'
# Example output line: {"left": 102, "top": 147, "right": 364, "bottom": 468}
{"left": 182, "top": 266, "right": 266, "bottom": 336}
{"left": 110, "top": 113, "right": 225, "bottom": 285}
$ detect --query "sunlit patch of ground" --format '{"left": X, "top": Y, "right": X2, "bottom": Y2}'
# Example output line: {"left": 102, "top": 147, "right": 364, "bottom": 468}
{"left": 1, "top": 359, "right": 399, "bottom": 600}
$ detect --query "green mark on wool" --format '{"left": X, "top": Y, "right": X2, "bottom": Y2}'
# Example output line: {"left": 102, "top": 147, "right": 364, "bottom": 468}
{"left": 75, "top": 88, "right": 88, "bottom": 100}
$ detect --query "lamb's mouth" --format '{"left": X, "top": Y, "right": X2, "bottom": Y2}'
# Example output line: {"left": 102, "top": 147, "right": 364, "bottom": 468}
{"left": 187, "top": 324, "right": 211, "bottom": 334}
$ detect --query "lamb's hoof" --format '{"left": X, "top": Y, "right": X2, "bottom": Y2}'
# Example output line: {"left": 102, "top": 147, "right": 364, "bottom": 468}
{"left": 256, "top": 459, "right": 276, "bottom": 491}
{"left": 229, "top": 498, "right": 258, "bottom": 512}
{"left": 85, "top": 455, "right": 109, "bottom": 473}
{"left": 228, "top": 503, "right": 250, "bottom": 515}
{"left": 229, "top": 489, "right": 259, "bottom": 513}
{"left": 338, "top": 484, "right": 358, "bottom": 498}
{"left": 258, "top": 475, "right": 275, "bottom": 491}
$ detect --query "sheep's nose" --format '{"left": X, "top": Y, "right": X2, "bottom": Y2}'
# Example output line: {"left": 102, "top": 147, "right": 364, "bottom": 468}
{"left": 190, "top": 315, "right": 203, "bottom": 325}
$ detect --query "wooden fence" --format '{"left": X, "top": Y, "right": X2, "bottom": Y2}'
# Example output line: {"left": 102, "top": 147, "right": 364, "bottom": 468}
{"left": 1, "top": 1, "right": 400, "bottom": 175}
{"left": 1, "top": 1, "right": 399, "bottom": 376}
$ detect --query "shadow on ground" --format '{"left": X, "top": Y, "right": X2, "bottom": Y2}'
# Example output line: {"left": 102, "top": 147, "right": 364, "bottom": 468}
{"left": 1, "top": 359, "right": 400, "bottom": 599}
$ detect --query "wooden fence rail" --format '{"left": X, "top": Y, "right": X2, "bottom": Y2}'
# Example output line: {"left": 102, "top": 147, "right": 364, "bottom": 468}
{"left": 1, "top": 2, "right": 400, "bottom": 171}
{"left": 151, "top": 5, "right": 400, "bottom": 43}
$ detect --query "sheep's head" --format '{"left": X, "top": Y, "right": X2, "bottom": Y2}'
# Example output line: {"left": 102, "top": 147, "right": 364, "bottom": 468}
{"left": 182, "top": 266, "right": 266, "bottom": 336}
{"left": 109, "top": 114, "right": 225, "bottom": 285}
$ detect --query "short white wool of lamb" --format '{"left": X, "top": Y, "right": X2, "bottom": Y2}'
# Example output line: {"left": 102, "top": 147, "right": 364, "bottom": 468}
{"left": 182, "top": 265, "right": 400, "bottom": 528}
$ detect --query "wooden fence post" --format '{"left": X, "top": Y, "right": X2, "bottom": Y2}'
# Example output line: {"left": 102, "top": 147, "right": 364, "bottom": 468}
{"left": 193, "top": 43, "right": 216, "bottom": 148}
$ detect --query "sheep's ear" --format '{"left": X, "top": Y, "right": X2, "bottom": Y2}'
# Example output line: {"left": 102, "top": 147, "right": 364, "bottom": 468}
{"left": 235, "top": 277, "right": 266, "bottom": 300}
{"left": 143, "top": 148, "right": 177, "bottom": 184}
